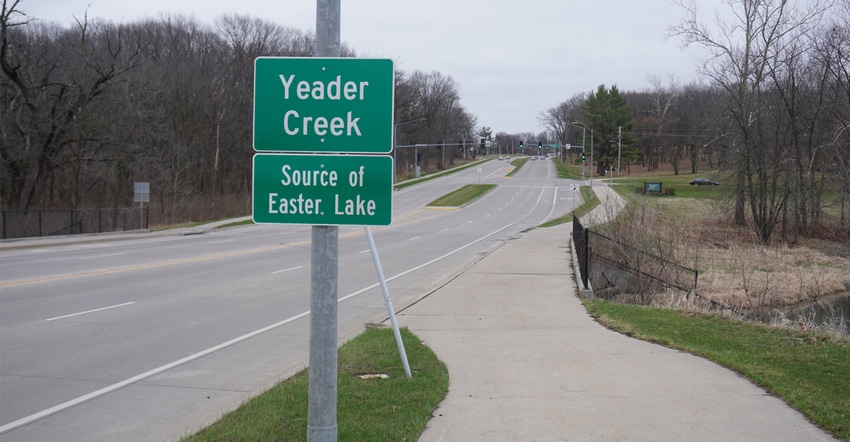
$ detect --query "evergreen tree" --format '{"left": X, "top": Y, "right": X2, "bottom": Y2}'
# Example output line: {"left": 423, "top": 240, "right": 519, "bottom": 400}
{"left": 580, "top": 85, "right": 635, "bottom": 176}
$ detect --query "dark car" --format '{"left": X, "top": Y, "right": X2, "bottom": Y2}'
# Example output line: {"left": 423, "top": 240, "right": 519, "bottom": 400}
{"left": 690, "top": 178, "right": 719, "bottom": 186}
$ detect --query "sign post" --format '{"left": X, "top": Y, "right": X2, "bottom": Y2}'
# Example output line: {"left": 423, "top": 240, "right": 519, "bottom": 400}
{"left": 133, "top": 182, "right": 149, "bottom": 230}
{"left": 570, "top": 183, "right": 580, "bottom": 211}
{"left": 308, "top": 3, "right": 341, "bottom": 438}
{"left": 253, "top": 4, "right": 398, "bottom": 439}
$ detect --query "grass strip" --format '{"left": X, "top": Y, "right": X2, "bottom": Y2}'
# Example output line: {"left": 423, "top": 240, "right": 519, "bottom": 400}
{"left": 426, "top": 184, "right": 497, "bottom": 207}
{"left": 505, "top": 158, "right": 528, "bottom": 177}
{"left": 553, "top": 159, "right": 584, "bottom": 180}
{"left": 183, "top": 327, "right": 448, "bottom": 441}
{"left": 582, "top": 299, "right": 850, "bottom": 441}
{"left": 540, "top": 185, "right": 600, "bottom": 227}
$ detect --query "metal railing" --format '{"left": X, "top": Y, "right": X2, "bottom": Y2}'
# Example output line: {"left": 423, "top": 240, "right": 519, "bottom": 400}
{"left": 572, "top": 214, "right": 589, "bottom": 290}
{"left": 572, "top": 213, "right": 704, "bottom": 302}
{"left": 1, "top": 208, "right": 149, "bottom": 240}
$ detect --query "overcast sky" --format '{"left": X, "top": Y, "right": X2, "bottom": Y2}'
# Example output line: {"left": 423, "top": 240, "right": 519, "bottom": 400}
{"left": 22, "top": 0, "right": 716, "bottom": 134}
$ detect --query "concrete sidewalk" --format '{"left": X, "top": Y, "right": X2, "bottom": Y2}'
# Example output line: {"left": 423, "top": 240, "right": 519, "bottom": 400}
{"left": 398, "top": 223, "right": 836, "bottom": 441}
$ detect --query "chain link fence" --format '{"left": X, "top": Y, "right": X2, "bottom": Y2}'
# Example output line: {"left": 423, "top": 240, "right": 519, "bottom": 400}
{"left": 1, "top": 208, "right": 149, "bottom": 240}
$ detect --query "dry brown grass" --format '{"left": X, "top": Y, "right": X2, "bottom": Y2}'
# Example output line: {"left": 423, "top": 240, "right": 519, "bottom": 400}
{"left": 614, "top": 196, "right": 850, "bottom": 309}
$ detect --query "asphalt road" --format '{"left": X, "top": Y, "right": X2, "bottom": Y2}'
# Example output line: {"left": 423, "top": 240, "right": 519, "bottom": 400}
{"left": 0, "top": 156, "right": 581, "bottom": 441}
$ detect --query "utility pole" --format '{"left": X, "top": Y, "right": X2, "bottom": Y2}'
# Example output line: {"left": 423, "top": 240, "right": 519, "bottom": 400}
{"left": 617, "top": 126, "right": 622, "bottom": 178}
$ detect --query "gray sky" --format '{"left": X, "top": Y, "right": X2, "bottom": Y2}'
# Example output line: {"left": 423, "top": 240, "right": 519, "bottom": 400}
{"left": 21, "top": 0, "right": 715, "bottom": 134}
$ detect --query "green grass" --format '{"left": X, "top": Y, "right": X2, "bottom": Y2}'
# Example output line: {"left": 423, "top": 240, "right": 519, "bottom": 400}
{"left": 552, "top": 159, "right": 584, "bottom": 180}
{"left": 217, "top": 219, "right": 253, "bottom": 229}
{"left": 182, "top": 327, "right": 448, "bottom": 441}
{"left": 613, "top": 174, "right": 725, "bottom": 199}
{"left": 151, "top": 220, "right": 219, "bottom": 231}
{"left": 505, "top": 157, "right": 528, "bottom": 177}
{"left": 539, "top": 185, "right": 600, "bottom": 227}
{"left": 583, "top": 299, "right": 850, "bottom": 441}
{"left": 426, "top": 184, "right": 497, "bottom": 207}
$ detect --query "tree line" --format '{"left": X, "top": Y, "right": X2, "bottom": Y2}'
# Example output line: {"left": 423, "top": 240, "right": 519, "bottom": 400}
{"left": 540, "top": 0, "right": 849, "bottom": 245}
{"left": 2, "top": 0, "right": 848, "bottom": 245}
{"left": 1, "top": 1, "right": 476, "bottom": 224}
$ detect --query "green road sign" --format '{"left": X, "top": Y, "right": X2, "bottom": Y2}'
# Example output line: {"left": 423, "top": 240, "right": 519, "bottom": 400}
{"left": 253, "top": 154, "right": 393, "bottom": 226}
{"left": 254, "top": 57, "right": 394, "bottom": 153}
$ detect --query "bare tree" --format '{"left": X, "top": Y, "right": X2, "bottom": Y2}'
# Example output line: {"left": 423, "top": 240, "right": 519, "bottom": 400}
{"left": 1, "top": 1, "right": 140, "bottom": 209}
{"left": 671, "top": 0, "right": 833, "bottom": 244}
{"left": 540, "top": 93, "right": 586, "bottom": 161}
{"left": 2, "top": 5, "right": 481, "bottom": 225}
{"left": 393, "top": 70, "right": 475, "bottom": 175}
{"left": 815, "top": 2, "right": 850, "bottom": 235}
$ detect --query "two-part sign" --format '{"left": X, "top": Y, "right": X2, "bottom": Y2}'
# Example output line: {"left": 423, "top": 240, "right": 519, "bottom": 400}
{"left": 252, "top": 57, "right": 394, "bottom": 226}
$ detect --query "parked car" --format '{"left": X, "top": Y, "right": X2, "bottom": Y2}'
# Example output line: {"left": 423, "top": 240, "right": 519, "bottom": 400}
{"left": 689, "top": 178, "right": 719, "bottom": 186}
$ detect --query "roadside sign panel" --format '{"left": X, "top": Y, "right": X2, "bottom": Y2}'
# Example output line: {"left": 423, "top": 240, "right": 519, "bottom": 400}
{"left": 133, "top": 182, "right": 150, "bottom": 203}
{"left": 254, "top": 57, "right": 394, "bottom": 153}
{"left": 253, "top": 154, "right": 393, "bottom": 226}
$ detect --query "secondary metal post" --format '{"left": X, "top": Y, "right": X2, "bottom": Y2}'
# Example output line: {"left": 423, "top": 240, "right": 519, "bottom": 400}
{"left": 308, "top": 1, "right": 340, "bottom": 441}
{"left": 364, "top": 226, "right": 412, "bottom": 378}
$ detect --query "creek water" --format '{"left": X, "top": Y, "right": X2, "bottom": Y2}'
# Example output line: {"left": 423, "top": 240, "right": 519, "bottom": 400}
{"left": 780, "top": 294, "right": 850, "bottom": 336}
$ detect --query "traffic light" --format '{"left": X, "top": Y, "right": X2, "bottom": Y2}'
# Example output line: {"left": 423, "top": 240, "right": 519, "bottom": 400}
{"left": 581, "top": 153, "right": 586, "bottom": 162}
{"left": 538, "top": 141, "right": 542, "bottom": 149}
{"left": 519, "top": 141, "right": 524, "bottom": 149}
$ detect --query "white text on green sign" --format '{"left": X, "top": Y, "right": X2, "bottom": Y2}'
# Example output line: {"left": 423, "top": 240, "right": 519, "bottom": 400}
{"left": 253, "top": 154, "right": 393, "bottom": 226}
{"left": 253, "top": 58, "right": 394, "bottom": 153}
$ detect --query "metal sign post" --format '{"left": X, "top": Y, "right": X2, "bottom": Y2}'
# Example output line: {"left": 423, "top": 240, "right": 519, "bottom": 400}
{"left": 309, "top": 2, "right": 340, "bottom": 440}
{"left": 570, "top": 183, "right": 579, "bottom": 211}
{"left": 249, "top": 2, "right": 402, "bottom": 440}
{"left": 133, "top": 182, "right": 149, "bottom": 229}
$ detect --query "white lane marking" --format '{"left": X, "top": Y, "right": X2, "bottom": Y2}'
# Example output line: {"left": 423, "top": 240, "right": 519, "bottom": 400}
{"left": 45, "top": 302, "right": 135, "bottom": 322}
{"left": 1, "top": 310, "right": 311, "bottom": 434}
{"left": 408, "top": 236, "right": 420, "bottom": 241}
{"left": 80, "top": 252, "right": 126, "bottom": 260}
{"left": 272, "top": 266, "right": 303, "bottom": 274}
{"left": 359, "top": 249, "right": 371, "bottom": 254}
{"left": 2, "top": 194, "right": 545, "bottom": 434}
{"left": 339, "top": 221, "right": 516, "bottom": 303}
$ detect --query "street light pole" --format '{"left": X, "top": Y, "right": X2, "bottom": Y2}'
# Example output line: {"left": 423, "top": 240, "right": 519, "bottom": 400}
{"left": 392, "top": 117, "right": 425, "bottom": 183}
{"left": 572, "top": 121, "right": 594, "bottom": 198}
{"left": 580, "top": 128, "right": 586, "bottom": 181}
